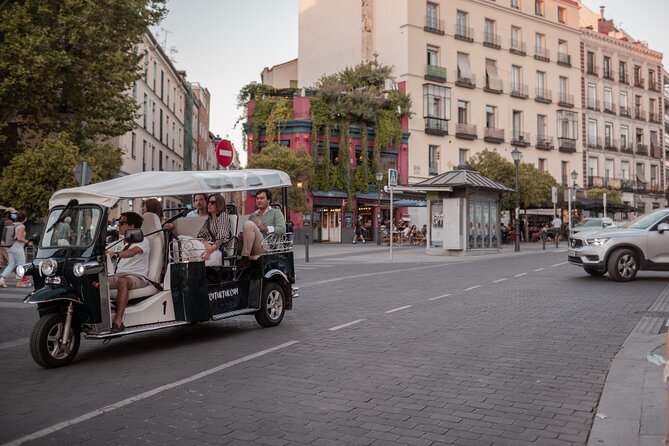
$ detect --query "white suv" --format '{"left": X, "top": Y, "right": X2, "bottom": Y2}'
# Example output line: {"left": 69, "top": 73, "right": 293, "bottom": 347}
{"left": 568, "top": 209, "right": 669, "bottom": 281}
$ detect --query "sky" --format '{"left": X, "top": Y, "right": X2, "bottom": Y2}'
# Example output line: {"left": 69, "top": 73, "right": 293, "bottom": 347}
{"left": 155, "top": 0, "right": 668, "bottom": 167}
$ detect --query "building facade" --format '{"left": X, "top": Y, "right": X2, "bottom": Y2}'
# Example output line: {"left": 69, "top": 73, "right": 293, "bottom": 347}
{"left": 580, "top": 7, "right": 665, "bottom": 212}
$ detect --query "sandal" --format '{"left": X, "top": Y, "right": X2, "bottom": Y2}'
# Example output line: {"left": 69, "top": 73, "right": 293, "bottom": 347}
{"left": 110, "top": 322, "right": 125, "bottom": 334}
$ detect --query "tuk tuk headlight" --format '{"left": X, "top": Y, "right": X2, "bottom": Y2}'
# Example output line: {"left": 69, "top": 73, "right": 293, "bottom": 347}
{"left": 73, "top": 261, "right": 104, "bottom": 277}
{"left": 40, "top": 258, "right": 58, "bottom": 276}
{"left": 16, "top": 263, "right": 34, "bottom": 279}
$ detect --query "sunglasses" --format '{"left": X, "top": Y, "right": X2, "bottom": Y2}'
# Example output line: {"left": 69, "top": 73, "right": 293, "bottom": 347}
{"left": 208, "top": 201, "right": 217, "bottom": 205}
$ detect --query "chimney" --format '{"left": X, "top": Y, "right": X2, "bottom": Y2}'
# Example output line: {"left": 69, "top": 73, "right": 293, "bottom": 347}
{"left": 600, "top": 6, "right": 605, "bottom": 19}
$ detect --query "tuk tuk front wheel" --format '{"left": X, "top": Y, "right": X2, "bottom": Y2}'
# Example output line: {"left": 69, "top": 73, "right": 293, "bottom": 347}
{"left": 30, "top": 312, "right": 80, "bottom": 368}
{"left": 255, "top": 282, "right": 285, "bottom": 327}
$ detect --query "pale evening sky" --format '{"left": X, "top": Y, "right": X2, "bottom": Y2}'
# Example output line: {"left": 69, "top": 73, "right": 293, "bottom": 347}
{"left": 155, "top": 0, "right": 668, "bottom": 167}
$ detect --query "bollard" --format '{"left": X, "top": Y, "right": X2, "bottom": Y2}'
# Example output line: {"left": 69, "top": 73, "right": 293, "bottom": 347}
{"left": 304, "top": 234, "right": 310, "bottom": 263}
{"left": 542, "top": 231, "right": 546, "bottom": 250}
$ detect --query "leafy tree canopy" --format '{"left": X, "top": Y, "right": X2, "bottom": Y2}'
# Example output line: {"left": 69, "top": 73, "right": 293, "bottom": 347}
{"left": 0, "top": 0, "right": 167, "bottom": 166}
{"left": 587, "top": 188, "right": 622, "bottom": 204}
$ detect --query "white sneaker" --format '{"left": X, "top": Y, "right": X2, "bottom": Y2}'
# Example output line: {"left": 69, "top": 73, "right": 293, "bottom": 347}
{"left": 0, "top": 277, "right": 6, "bottom": 288}
{"left": 363, "top": 240, "right": 366, "bottom": 244}
{"left": 352, "top": 240, "right": 356, "bottom": 244}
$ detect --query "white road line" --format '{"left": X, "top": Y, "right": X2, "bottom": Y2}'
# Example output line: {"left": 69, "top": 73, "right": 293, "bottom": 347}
{"left": 3, "top": 340, "right": 299, "bottom": 446}
{"left": 428, "top": 294, "right": 451, "bottom": 301}
{"left": 493, "top": 278, "right": 507, "bottom": 283}
{"left": 463, "top": 285, "right": 480, "bottom": 291}
{"left": 385, "top": 305, "right": 413, "bottom": 314}
{"left": 515, "top": 273, "right": 527, "bottom": 278}
{"left": 328, "top": 319, "right": 366, "bottom": 331}
{"left": 552, "top": 261, "right": 568, "bottom": 267}
{"left": 533, "top": 268, "right": 544, "bottom": 272}
{"left": 0, "top": 338, "right": 27, "bottom": 350}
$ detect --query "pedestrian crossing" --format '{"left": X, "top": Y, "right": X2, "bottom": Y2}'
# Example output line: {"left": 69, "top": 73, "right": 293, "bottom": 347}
{"left": 0, "top": 281, "right": 33, "bottom": 309}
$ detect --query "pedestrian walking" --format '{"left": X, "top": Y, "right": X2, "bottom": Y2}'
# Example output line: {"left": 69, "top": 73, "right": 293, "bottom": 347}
{"left": 0, "top": 211, "right": 32, "bottom": 288}
{"left": 353, "top": 216, "right": 366, "bottom": 244}
{"left": 551, "top": 214, "right": 562, "bottom": 248}
{"left": 0, "top": 210, "right": 14, "bottom": 268}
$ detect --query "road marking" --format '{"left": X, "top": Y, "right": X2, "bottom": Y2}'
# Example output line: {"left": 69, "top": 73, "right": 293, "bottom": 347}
{"left": 328, "top": 319, "right": 365, "bottom": 331}
{"left": 3, "top": 340, "right": 299, "bottom": 446}
{"left": 0, "top": 338, "right": 27, "bottom": 350}
{"left": 429, "top": 293, "right": 451, "bottom": 301}
{"left": 493, "top": 278, "right": 507, "bottom": 283}
{"left": 552, "top": 261, "right": 568, "bottom": 267}
{"left": 533, "top": 268, "right": 544, "bottom": 272}
{"left": 385, "top": 305, "right": 413, "bottom": 314}
{"left": 463, "top": 285, "right": 480, "bottom": 291}
{"left": 515, "top": 273, "right": 527, "bottom": 278}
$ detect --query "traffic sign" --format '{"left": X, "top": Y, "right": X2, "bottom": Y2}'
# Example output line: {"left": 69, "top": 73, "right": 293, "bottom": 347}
{"left": 388, "top": 168, "right": 398, "bottom": 188}
{"left": 551, "top": 186, "right": 557, "bottom": 204}
{"left": 74, "top": 162, "right": 92, "bottom": 186}
{"left": 215, "top": 139, "right": 234, "bottom": 167}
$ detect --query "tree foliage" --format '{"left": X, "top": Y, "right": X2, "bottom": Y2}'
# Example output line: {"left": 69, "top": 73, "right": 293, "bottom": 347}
{"left": 587, "top": 188, "right": 622, "bottom": 204}
{"left": 248, "top": 143, "right": 314, "bottom": 213}
{"left": 0, "top": 0, "right": 167, "bottom": 166}
{"left": 466, "top": 150, "right": 558, "bottom": 210}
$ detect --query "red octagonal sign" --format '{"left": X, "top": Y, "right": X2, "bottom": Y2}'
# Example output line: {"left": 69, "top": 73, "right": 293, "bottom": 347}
{"left": 216, "top": 139, "right": 234, "bottom": 167}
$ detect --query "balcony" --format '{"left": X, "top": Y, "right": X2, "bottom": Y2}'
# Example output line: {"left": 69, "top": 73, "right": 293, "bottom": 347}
{"left": 557, "top": 52, "right": 571, "bottom": 67}
{"left": 587, "top": 99, "right": 600, "bottom": 111}
{"left": 619, "top": 73, "right": 629, "bottom": 84}
{"left": 511, "top": 132, "right": 530, "bottom": 147}
{"left": 510, "top": 83, "right": 528, "bottom": 99}
{"left": 558, "top": 137, "right": 577, "bottom": 153}
{"left": 456, "top": 72, "right": 476, "bottom": 89}
{"left": 535, "top": 135, "right": 554, "bottom": 150}
{"left": 455, "top": 123, "right": 477, "bottom": 140}
{"left": 604, "top": 138, "right": 618, "bottom": 152}
{"left": 621, "top": 179, "right": 636, "bottom": 192}
{"left": 651, "top": 142, "right": 663, "bottom": 158}
{"left": 620, "top": 142, "right": 634, "bottom": 154}
{"left": 484, "top": 78, "right": 503, "bottom": 94}
{"left": 483, "top": 32, "right": 501, "bottom": 49}
{"left": 587, "top": 136, "right": 603, "bottom": 150}
{"left": 509, "top": 39, "right": 526, "bottom": 56}
{"left": 455, "top": 24, "right": 474, "bottom": 42}
{"left": 603, "top": 69, "right": 615, "bottom": 81}
{"left": 587, "top": 64, "right": 599, "bottom": 76}
{"left": 649, "top": 79, "right": 661, "bottom": 91}
{"left": 483, "top": 127, "right": 505, "bottom": 143}
{"left": 534, "top": 46, "right": 550, "bottom": 62}
{"left": 558, "top": 93, "right": 574, "bottom": 108}
{"left": 534, "top": 88, "right": 552, "bottom": 104}
{"left": 634, "top": 77, "right": 645, "bottom": 88}
{"left": 603, "top": 102, "right": 616, "bottom": 114}
{"left": 636, "top": 143, "right": 649, "bottom": 156}
{"left": 619, "top": 106, "right": 631, "bottom": 117}
{"left": 424, "top": 116, "right": 449, "bottom": 136}
{"left": 425, "top": 64, "right": 447, "bottom": 83}
{"left": 635, "top": 108, "right": 646, "bottom": 121}
{"left": 649, "top": 111, "right": 661, "bottom": 123}
{"left": 424, "top": 16, "right": 445, "bottom": 35}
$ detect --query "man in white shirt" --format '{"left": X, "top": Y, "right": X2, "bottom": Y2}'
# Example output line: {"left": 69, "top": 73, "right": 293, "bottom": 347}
{"left": 186, "top": 193, "right": 208, "bottom": 218}
{"left": 551, "top": 215, "right": 562, "bottom": 248}
{"left": 106, "top": 212, "right": 150, "bottom": 333}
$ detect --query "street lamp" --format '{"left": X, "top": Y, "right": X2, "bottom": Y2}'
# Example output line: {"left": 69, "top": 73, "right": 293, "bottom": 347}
{"left": 376, "top": 171, "right": 383, "bottom": 245}
{"left": 569, "top": 169, "right": 578, "bottom": 242}
{"left": 511, "top": 148, "right": 522, "bottom": 252}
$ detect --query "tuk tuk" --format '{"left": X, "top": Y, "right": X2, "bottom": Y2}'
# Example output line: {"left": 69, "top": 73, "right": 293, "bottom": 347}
{"left": 19, "top": 169, "right": 297, "bottom": 368}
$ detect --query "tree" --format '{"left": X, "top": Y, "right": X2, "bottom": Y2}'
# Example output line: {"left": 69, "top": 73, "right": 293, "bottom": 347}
{"left": 587, "top": 188, "right": 622, "bottom": 204}
{"left": 0, "top": 0, "right": 167, "bottom": 166}
{"left": 248, "top": 143, "right": 314, "bottom": 213}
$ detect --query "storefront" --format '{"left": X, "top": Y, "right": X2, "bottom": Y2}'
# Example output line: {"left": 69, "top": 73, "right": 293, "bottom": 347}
{"left": 311, "top": 191, "right": 346, "bottom": 243}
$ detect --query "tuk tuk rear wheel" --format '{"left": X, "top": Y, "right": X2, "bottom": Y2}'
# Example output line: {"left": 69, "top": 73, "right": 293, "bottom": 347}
{"left": 30, "top": 312, "right": 80, "bottom": 368}
{"left": 255, "top": 282, "right": 285, "bottom": 327}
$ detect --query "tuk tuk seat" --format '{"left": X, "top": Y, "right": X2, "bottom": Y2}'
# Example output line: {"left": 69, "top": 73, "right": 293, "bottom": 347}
{"left": 110, "top": 212, "right": 163, "bottom": 301}
{"left": 174, "top": 216, "right": 207, "bottom": 238}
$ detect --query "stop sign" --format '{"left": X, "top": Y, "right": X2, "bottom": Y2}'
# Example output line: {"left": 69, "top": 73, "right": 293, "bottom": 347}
{"left": 215, "top": 139, "right": 234, "bottom": 167}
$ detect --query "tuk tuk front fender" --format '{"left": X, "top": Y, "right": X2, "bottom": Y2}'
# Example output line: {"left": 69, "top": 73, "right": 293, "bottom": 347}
{"left": 264, "top": 269, "right": 292, "bottom": 310}
{"left": 24, "top": 286, "right": 82, "bottom": 305}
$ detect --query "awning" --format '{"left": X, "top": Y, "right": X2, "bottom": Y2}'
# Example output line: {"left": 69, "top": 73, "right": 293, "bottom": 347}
{"left": 393, "top": 199, "right": 426, "bottom": 207}
{"left": 636, "top": 165, "right": 648, "bottom": 184}
{"left": 457, "top": 53, "right": 471, "bottom": 75}
{"left": 485, "top": 59, "right": 499, "bottom": 80}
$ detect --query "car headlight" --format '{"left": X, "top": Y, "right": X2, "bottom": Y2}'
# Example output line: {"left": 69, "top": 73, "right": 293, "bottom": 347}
{"left": 40, "top": 258, "right": 58, "bottom": 276}
{"left": 73, "top": 261, "right": 104, "bottom": 277}
{"left": 16, "top": 263, "right": 34, "bottom": 279}
{"left": 585, "top": 237, "right": 610, "bottom": 246}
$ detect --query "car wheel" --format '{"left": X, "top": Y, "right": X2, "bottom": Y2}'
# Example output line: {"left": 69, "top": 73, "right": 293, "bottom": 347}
{"left": 30, "top": 312, "right": 80, "bottom": 368}
{"left": 607, "top": 249, "right": 638, "bottom": 282}
{"left": 255, "top": 282, "right": 285, "bottom": 328}
{"left": 584, "top": 267, "right": 605, "bottom": 277}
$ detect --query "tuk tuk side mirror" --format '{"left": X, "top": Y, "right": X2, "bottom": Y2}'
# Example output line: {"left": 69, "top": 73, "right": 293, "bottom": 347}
{"left": 658, "top": 223, "right": 669, "bottom": 234}
{"left": 124, "top": 228, "right": 144, "bottom": 243}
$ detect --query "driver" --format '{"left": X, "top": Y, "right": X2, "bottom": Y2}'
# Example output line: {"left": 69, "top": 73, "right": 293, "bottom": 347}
{"left": 106, "top": 212, "right": 150, "bottom": 333}
{"left": 238, "top": 189, "right": 285, "bottom": 268}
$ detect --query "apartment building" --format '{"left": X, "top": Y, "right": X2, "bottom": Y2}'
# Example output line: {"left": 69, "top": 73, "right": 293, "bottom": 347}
{"left": 115, "top": 32, "right": 187, "bottom": 177}
{"left": 298, "top": 0, "right": 583, "bottom": 185}
{"left": 580, "top": 6, "right": 665, "bottom": 212}
{"left": 189, "top": 84, "right": 216, "bottom": 171}
{"left": 261, "top": 59, "right": 298, "bottom": 89}
{"left": 664, "top": 70, "right": 669, "bottom": 185}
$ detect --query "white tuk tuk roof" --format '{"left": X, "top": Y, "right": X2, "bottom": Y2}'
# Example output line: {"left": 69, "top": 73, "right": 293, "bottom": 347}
{"left": 49, "top": 169, "right": 292, "bottom": 208}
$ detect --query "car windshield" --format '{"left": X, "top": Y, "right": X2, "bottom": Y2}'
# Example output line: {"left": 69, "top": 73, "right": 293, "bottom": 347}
{"left": 623, "top": 211, "right": 668, "bottom": 230}
{"left": 41, "top": 207, "right": 102, "bottom": 248}
{"left": 581, "top": 219, "right": 602, "bottom": 227}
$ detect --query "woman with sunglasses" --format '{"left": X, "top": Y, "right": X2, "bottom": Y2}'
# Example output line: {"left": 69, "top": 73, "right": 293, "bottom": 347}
{"left": 196, "top": 194, "right": 232, "bottom": 265}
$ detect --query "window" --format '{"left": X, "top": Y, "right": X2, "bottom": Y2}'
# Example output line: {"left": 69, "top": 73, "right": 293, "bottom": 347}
{"left": 456, "top": 10, "right": 468, "bottom": 36}
{"left": 620, "top": 91, "right": 628, "bottom": 113}
{"left": 484, "top": 19, "right": 496, "bottom": 45}
{"left": 535, "top": 70, "right": 546, "bottom": 97}
{"left": 167, "top": 79, "right": 170, "bottom": 106}
{"left": 649, "top": 69, "right": 656, "bottom": 88}
{"left": 143, "top": 93, "right": 148, "bottom": 128}
{"left": 426, "top": 2, "right": 438, "bottom": 22}
{"left": 131, "top": 132, "right": 136, "bottom": 159}
{"left": 143, "top": 51, "right": 149, "bottom": 80}
{"left": 538, "top": 158, "right": 547, "bottom": 172}
{"left": 557, "top": 40, "right": 568, "bottom": 64}
{"left": 152, "top": 61, "right": 157, "bottom": 90}
{"left": 427, "top": 46, "right": 439, "bottom": 66}
{"left": 456, "top": 52, "right": 472, "bottom": 82}
{"left": 151, "top": 102, "right": 156, "bottom": 135}
{"left": 587, "top": 83, "right": 597, "bottom": 109}
{"left": 511, "top": 0, "right": 520, "bottom": 9}
{"left": 512, "top": 110, "right": 522, "bottom": 136}
{"left": 559, "top": 76, "right": 568, "bottom": 101}
{"left": 535, "top": 0, "right": 544, "bottom": 16}
{"left": 588, "top": 119, "right": 598, "bottom": 147}
{"left": 172, "top": 122, "right": 175, "bottom": 149}
{"left": 557, "top": 6, "right": 566, "bottom": 23}
{"left": 603, "top": 87, "right": 613, "bottom": 111}
{"left": 160, "top": 70, "right": 164, "bottom": 99}
{"left": 620, "top": 125, "right": 629, "bottom": 149}
{"left": 459, "top": 149, "right": 469, "bottom": 166}
{"left": 634, "top": 65, "right": 641, "bottom": 84}
{"left": 561, "top": 161, "right": 568, "bottom": 185}
{"left": 511, "top": 65, "right": 522, "bottom": 89}
{"left": 485, "top": 59, "right": 501, "bottom": 90}
{"left": 621, "top": 161, "right": 630, "bottom": 179}
{"left": 619, "top": 61, "right": 627, "bottom": 82}
{"left": 605, "top": 159, "right": 614, "bottom": 180}
{"left": 557, "top": 110, "right": 577, "bottom": 139}
{"left": 535, "top": 33, "right": 545, "bottom": 53}
{"left": 511, "top": 26, "right": 522, "bottom": 51}
{"left": 159, "top": 109, "right": 163, "bottom": 142}
{"left": 486, "top": 105, "right": 496, "bottom": 128}
{"left": 603, "top": 56, "right": 611, "bottom": 78}
{"left": 151, "top": 146, "right": 155, "bottom": 171}
{"left": 587, "top": 51, "right": 596, "bottom": 74}
{"left": 588, "top": 157, "right": 598, "bottom": 177}
{"left": 636, "top": 127, "right": 644, "bottom": 145}
{"left": 537, "top": 114, "right": 547, "bottom": 137}
{"left": 423, "top": 84, "right": 450, "bottom": 119}
{"left": 173, "top": 87, "right": 176, "bottom": 112}
{"left": 457, "top": 100, "right": 469, "bottom": 124}
{"left": 159, "top": 150, "right": 163, "bottom": 171}
{"left": 142, "top": 141, "right": 147, "bottom": 171}
{"left": 604, "top": 121, "right": 613, "bottom": 146}
{"left": 428, "top": 145, "right": 439, "bottom": 175}
{"left": 165, "top": 116, "right": 169, "bottom": 145}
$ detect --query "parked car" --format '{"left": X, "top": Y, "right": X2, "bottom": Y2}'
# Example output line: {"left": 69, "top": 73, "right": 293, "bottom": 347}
{"left": 568, "top": 209, "right": 669, "bottom": 281}
{"left": 570, "top": 217, "right": 614, "bottom": 238}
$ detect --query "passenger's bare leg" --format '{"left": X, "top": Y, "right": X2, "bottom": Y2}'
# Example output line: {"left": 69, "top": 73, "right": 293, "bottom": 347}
{"left": 113, "top": 277, "right": 129, "bottom": 327}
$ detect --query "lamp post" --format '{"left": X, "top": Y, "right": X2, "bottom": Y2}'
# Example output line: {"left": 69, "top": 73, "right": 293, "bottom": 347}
{"left": 568, "top": 169, "right": 578, "bottom": 242}
{"left": 376, "top": 171, "right": 383, "bottom": 245}
{"left": 511, "top": 148, "right": 522, "bottom": 252}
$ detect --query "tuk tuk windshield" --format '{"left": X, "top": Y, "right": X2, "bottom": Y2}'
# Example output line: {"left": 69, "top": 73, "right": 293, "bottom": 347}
{"left": 42, "top": 207, "right": 102, "bottom": 248}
